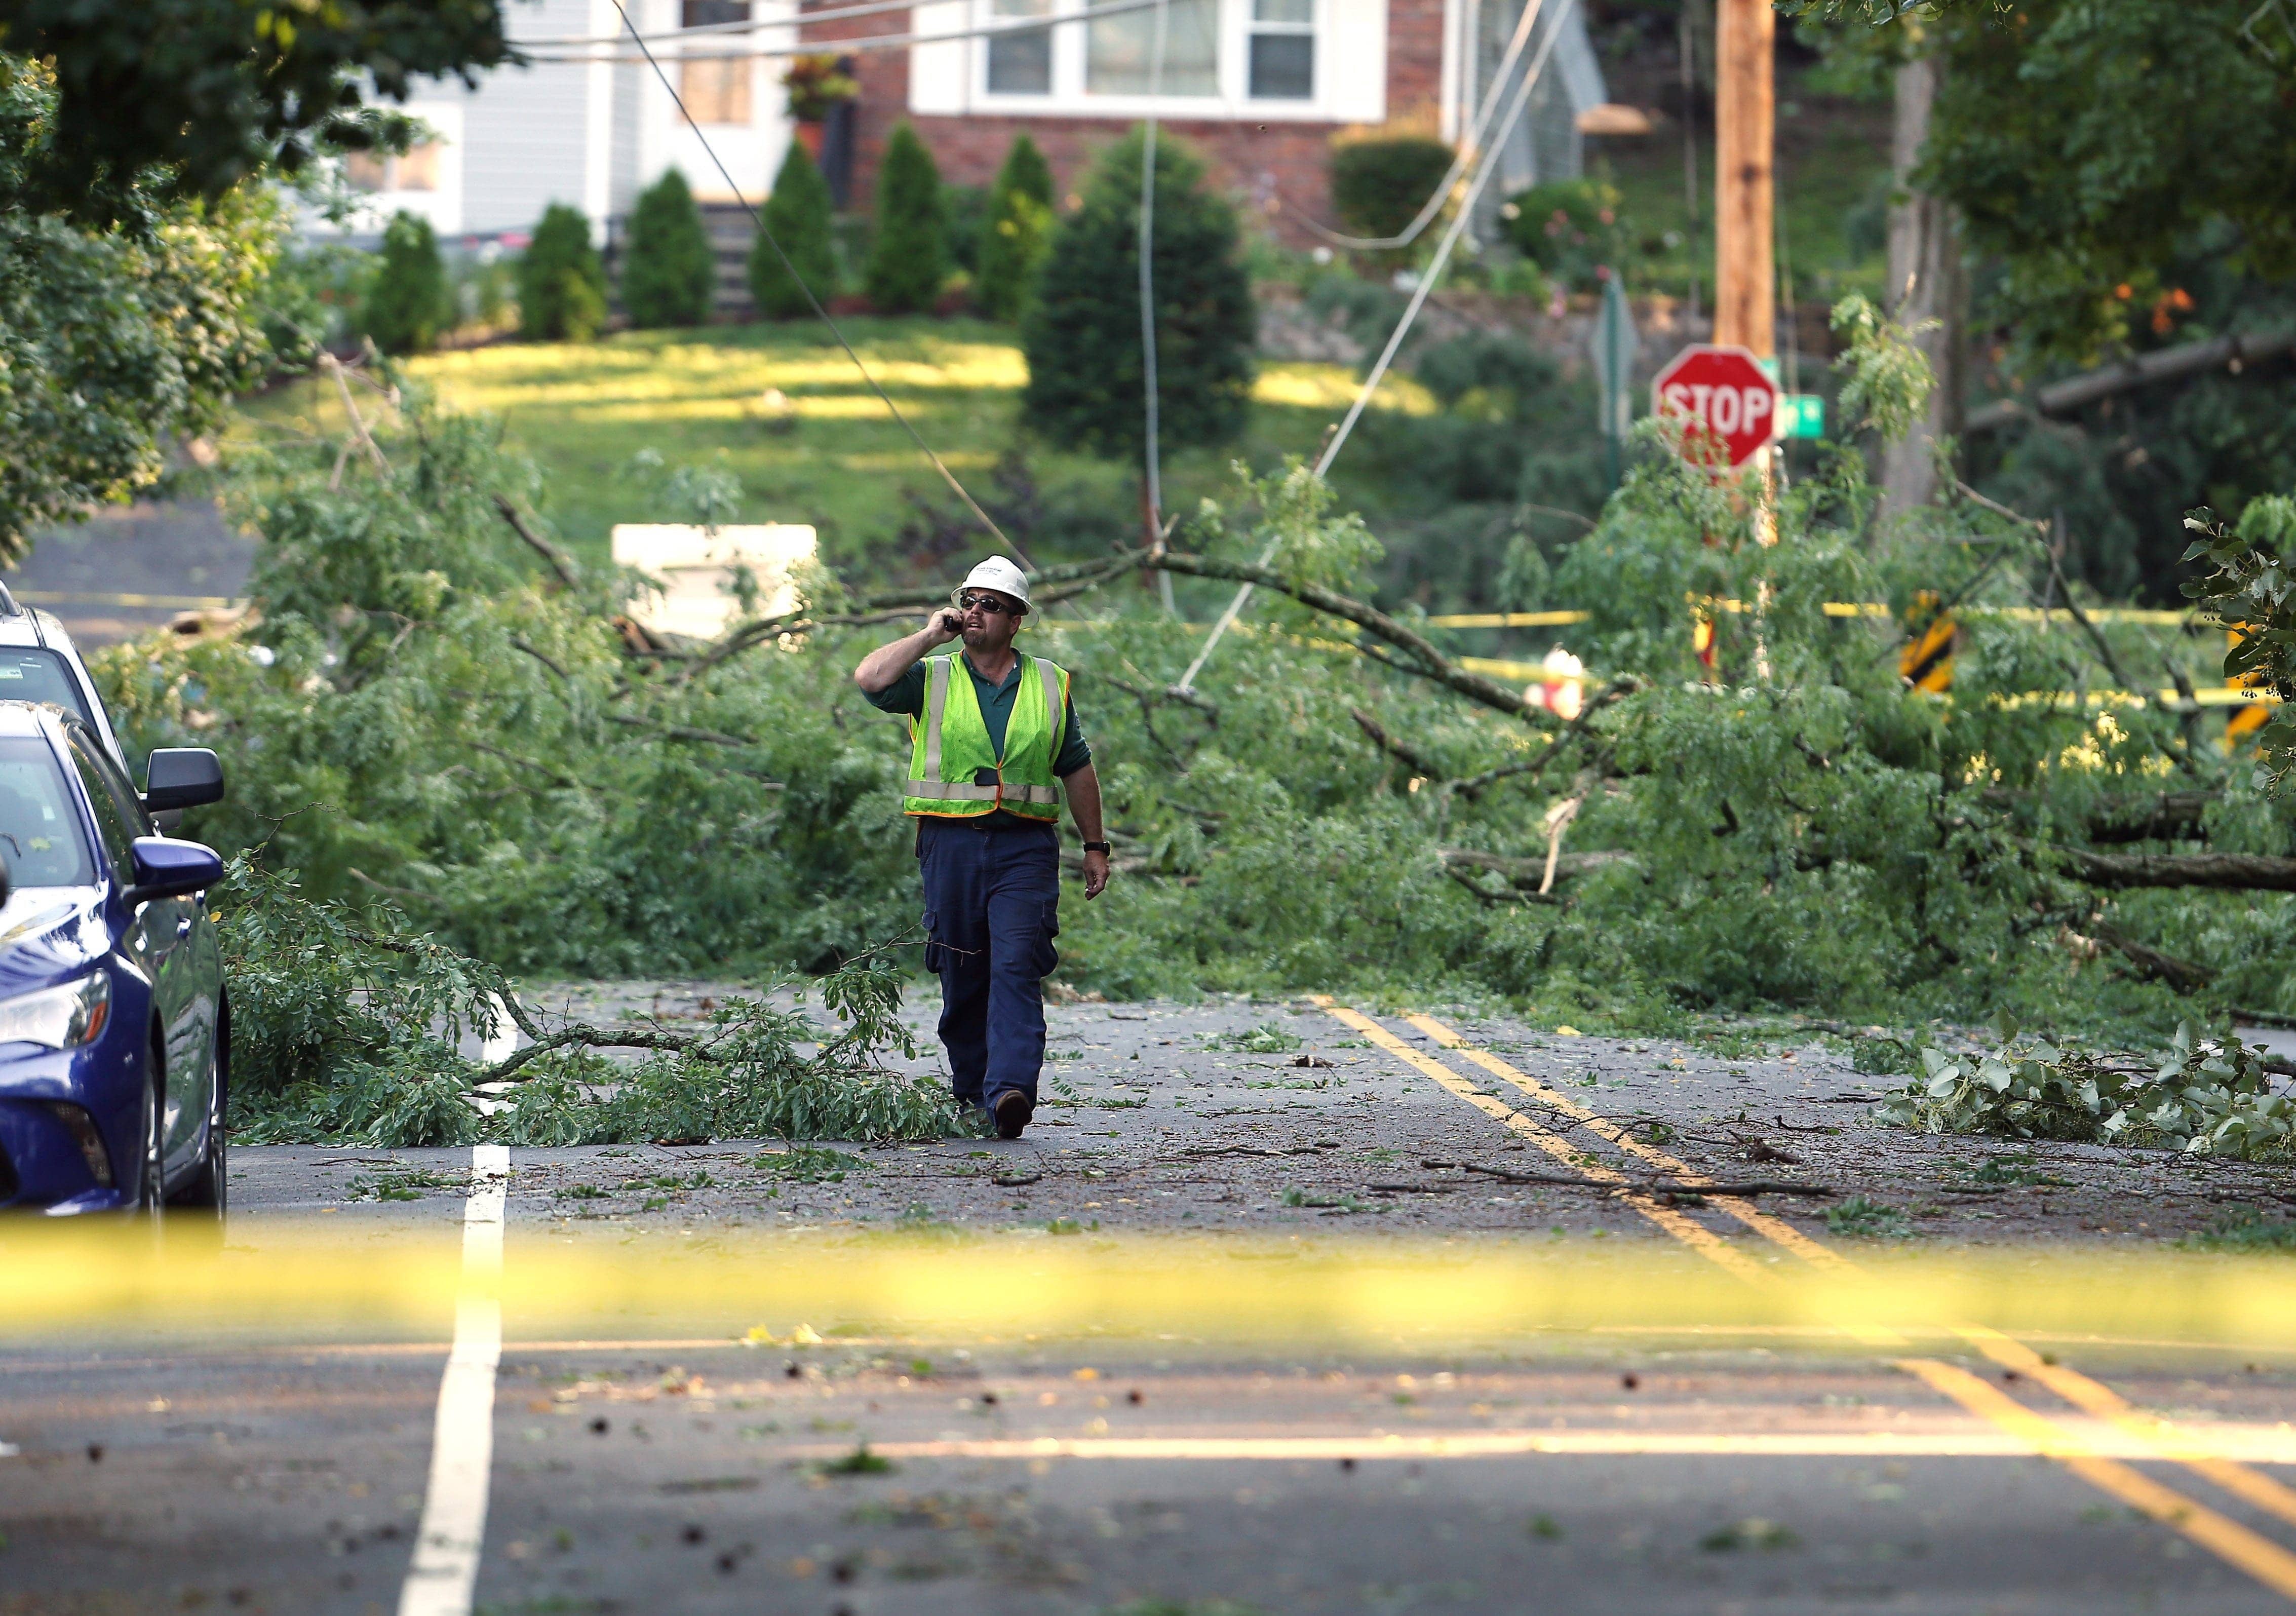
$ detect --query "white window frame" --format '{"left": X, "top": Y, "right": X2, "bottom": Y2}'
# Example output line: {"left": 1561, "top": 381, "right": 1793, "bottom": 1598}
{"left": 916, "top": 0, "right": 1384, "bottom": 124}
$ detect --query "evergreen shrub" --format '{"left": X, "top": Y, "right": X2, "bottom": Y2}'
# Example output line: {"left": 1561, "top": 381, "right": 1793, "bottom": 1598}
{"left": 1329, "top": 134, "right": 1454, "bottom": 243}
{"left": 750, "top": 139, "right": 837, "bottom": 318}
{"left": 518, "top": 202, "right": 608, "bottom": 341}
{"left": 976, "top": 132, "right": 1054, "bottom": 321}
{"left": 620, "top": 168, "right": 716, "bottom": 328}
{"left": 362, "top": 210, "right": 453, "bottom": 355}
{"left": 1022, "top": 128, "right": 1255, "bottom": 459}
{"left": 863, "top": 122, "right": 947, "bottom": 313}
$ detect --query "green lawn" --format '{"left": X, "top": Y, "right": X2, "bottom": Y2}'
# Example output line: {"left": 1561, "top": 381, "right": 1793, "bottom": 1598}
{"left": 235, "top": 318, "right": 1431, "bottom": 574}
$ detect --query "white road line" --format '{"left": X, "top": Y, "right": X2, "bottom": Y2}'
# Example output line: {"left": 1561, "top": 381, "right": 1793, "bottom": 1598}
{"left": 398, "top": 1143, "right": 510, "bottom": 1616}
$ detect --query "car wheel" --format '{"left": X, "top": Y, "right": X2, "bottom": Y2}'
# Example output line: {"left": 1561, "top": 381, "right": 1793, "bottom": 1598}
{"left": 131, "top": 1072, "right": 166, "bottom": 1222}
{"left": 170, "top": 1036, "right": 226, "bottom": 1215}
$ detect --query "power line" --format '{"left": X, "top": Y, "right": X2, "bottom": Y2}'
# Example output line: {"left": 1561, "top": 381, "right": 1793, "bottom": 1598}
{"left": 1140, "top": 0, "right": 1177, "bottom": 614}
{"left": 1289, "top": 0, "right": 1548, "bottom": 252}
{"left": 599, "top": 0, "right": 1032, "bottom": 568}
{"left": 1173, "top": 0, "right": 1575, "bottom": 694}
{"left": 522, "top": 0, "right": 1175, "bottom": 63}
{"left": 516, "top": 0, "right": 934, "bottom": 47}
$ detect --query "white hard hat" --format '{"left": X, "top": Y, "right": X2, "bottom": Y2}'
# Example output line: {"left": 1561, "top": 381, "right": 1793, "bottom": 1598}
{"left": 954, "top": 556, "right": 1032, "bottom": 611}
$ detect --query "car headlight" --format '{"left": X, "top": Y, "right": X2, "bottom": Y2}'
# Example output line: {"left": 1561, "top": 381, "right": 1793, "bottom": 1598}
{"left": 0, "top": 972, "right": 111, "bottom": 1049}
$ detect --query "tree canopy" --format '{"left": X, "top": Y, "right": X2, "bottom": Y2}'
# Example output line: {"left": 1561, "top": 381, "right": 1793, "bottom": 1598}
{"left": 0, "top": 0, "right": 513, "bottom": 224}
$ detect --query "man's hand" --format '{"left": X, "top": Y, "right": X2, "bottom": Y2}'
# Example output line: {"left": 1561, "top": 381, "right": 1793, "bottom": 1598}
{"left": 854, "top": 607, "right": 962, "bottom": 691}
{"left": 1081, "top": 847, "right": 1111, "bottom": 899}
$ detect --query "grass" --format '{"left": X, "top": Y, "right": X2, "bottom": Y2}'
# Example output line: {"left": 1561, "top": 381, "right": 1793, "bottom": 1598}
{"left": 1825, "top": 1195, "right": 1913, "bottom": 1239}
{"left": 2182, "top": 1205, "right": 2296, "bottom": 1252}
{"left": 234, "top": 319, "right": 1430, "bottom": 571}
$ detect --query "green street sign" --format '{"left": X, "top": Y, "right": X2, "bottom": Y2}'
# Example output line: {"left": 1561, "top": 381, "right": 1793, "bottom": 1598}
{"left": 1778, "top": 394, "right": 1825, "bottom": 439}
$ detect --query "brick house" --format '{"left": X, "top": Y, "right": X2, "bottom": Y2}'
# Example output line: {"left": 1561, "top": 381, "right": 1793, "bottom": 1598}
{"left": 827, "top": 0, "right": 1609, "bottom": 243}
{"left": 301, "top": 0, "right": 1606, "bottom": 262}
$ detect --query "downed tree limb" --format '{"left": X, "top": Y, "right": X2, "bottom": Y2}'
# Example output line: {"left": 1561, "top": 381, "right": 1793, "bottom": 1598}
{"left": 1152, "top": 551, "right": 1558, "bottom": 725}
{"left": 492, "top": 493, "right": 581, "bottom": 592}
{"left": 1439, "top": 847, "right": 1633, "bottom": 892}
{"left": 1963, "top": 326, "right": 2296, "bottom": 433}
{"left": 2083, "top": 918, "right": 2217, "bottom": 994}
{"left": 1350, "top": 707, "right": 1445, "bottom": 780}
{"left": 1418, "top": 1159, "right": 1837, "bottom": 1199}
{"left": 2050, "top": 846, "right": 2296, "bottom": 894}
{"left": 1982, "top": 787, "right": 2216, "bottom": 842}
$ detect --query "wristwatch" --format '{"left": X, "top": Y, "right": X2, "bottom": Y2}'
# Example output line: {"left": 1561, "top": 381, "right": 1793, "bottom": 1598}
{"left": 1081, "top": 841, "right": 1112, "bottom": 855}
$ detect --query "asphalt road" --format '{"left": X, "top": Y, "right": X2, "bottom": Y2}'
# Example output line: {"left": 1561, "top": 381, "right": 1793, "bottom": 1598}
{"left": 10, "top": 992, "right": 2296, "bottom": 1615}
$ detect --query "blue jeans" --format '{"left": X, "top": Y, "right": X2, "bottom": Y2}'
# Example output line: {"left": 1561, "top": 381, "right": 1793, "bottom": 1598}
{"left": 917, "top": 818, "right": 1061, "bottom": 1110}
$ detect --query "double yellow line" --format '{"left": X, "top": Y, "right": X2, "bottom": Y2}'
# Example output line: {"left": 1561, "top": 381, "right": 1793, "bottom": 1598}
{"left": 1313, "top": 996, "right": 2296, "bottom": 1602}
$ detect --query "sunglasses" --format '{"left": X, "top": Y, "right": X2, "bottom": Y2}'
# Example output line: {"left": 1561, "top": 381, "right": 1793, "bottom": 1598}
{"left": 957, "top": 593, "right": 1020, "bottom": 615}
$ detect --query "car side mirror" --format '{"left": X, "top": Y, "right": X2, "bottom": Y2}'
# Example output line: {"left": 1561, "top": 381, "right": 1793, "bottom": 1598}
{"left": 123, "top": 837, "right": 223, "bottom": 907}
{"left": 143, "top": 749, "right": 224, "bottom": 814}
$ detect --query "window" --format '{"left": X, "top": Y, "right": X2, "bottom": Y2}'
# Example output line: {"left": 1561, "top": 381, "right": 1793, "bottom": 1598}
{"left": 1087, "top": 0, "right": 1219, "bottom": 95}
{"left": 0, "top": 650, "right": 96, "bottom": 729}
{"left": 986, "top": 0, "right": 1055, "bottom": 94}
{"left": 681, "top": 1, "right": 754, "bottom": 125}
{"left": 341, "top": 144, "right": 443, "bottom": 194}
{"left": 1248, "top": 0, "right": 1313, "bottom": 99}
{"left": 0, "top": 738, "right": 94, "bottom": 889}
{"left": 67, "top": 735, "right": 137, "bottom": 885}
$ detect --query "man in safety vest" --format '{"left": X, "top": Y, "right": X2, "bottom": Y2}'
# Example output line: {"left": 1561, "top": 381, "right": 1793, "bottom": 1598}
{"left": 853, "top": 556, "right": 1111, "bottom": 1140}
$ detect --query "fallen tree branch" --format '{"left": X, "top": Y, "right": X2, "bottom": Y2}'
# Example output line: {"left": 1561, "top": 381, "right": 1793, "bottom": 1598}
{"left": 2083, "top": 918, "right": 2216, "bottom": 994}
{"left": 1439, "top": 847, "right": 1633, "bottom": 893}
{"left": 1418, "top": 1159, "right": 1838, "bottom": 1199}
{"left": 2049, "top": 845, "right": 2296, "bottom": 894}
{"left": 1963, "top": 326, "right": 2296, "bottom": 433}
{"left": 1350, "top": 707, "right": 1445, "bottom": 780}
{"left": 1153, "top": 551, "right": 1556, "bottom": 725}
{"left": 492, "top": 493, "right": 581, "bottom": 592}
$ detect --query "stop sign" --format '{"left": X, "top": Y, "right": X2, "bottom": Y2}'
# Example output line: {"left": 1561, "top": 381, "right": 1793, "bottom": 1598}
{"left": 1651, "top": 344, "right": 1779, "bottom": 469}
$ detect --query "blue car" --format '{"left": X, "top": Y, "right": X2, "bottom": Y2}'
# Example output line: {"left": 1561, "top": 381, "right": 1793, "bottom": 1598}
{"left": 0, "top": 703, "right": 228, "bottom": 1216}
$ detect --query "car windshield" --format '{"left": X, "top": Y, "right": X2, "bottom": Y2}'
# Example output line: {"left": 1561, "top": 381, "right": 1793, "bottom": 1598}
{"left": 0, "top": 650, "right": 93, "bottom": 728}
{"left": 0, "top": 736, "right": 94, "bottom": 887}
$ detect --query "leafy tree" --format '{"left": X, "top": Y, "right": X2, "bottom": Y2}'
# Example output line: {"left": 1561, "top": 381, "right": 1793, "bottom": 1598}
{"left": 1801, "top": 0, "right": 2296, "bottom": 364}
{"left": 621, "top": 168, "right": 716, "bottom": 329}
{"left": 0, "top": 59, "right": 280, "bottom": 562}
{"left": 863, "top": 122, "right": 947, "bottom": 314}
{"left": 0, "top": 1, "right": 511, "bottom": 225}
{"left": 750, "top": 139, "right": 837, "bottom": 318}
{"left": 1022, "top": 129, "right": 1256, "bottom": 460}
{"left": 362, "top": 210, "right": 453, "bottom": 355}
{"left": 518, "top": 202, "right": 608, "bottom": 342}
{"left": 975, "top": 133, "right": 1054, "bottom": 321}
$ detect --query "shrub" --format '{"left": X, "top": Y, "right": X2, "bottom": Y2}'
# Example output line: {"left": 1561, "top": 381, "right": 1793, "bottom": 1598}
{"left": 750, "top": 139, "right": 838, "bottom": 318}
{"left": 863, "top": 121, "right": 947, "bottom": 313}
{"left": 362, "top": 210, "right": 453, "bottom": 355}
{"left": 1502, "top": 178, "right": 1633, "bottom": 293}
{"left": 1329, "top": 134, "right": 1454, "bottom": 243}
{"left": 1022, "top": 128, "right": 1256, "bottom": 459}
{"left": 620, "top": 168, "right": 716, "bottom": 329}
{"left": 976, "top": 133, "right": 1054, "bottom": 321}
{"left": 518, "top": 202, "right": 608, "bottom": 341}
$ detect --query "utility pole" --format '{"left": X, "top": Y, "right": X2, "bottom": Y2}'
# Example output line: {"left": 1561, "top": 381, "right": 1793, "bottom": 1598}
{"left": 1712, "top": 0, "right": 1773, "bottom": 360}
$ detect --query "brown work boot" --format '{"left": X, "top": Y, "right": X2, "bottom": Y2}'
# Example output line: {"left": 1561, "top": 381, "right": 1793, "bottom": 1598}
{"left": 993, "top": 1090, "right": 1033, "bottom": 1140}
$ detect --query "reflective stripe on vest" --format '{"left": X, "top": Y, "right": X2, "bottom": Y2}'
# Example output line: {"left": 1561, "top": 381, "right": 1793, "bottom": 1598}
{"left": 903, "top": 653, "right": 1067, "bottom": 818}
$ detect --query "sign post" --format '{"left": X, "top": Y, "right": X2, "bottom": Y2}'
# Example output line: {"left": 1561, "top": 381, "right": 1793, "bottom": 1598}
{"left": 1650, "top": 343, "right": 1780, "bottom": 471}
{"left": 1589, "top": 274, "right": 1638, "bottom": 493}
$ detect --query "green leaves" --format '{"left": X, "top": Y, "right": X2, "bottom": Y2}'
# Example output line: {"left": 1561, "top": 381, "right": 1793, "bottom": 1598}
{"left": 1878, "top": 1023, "right": 2294, "bottom": 1159}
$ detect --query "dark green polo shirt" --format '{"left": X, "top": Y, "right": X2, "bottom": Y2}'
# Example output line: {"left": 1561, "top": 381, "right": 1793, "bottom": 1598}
{"left": 867, "top": 651, "right": 1092, "bottom": 829}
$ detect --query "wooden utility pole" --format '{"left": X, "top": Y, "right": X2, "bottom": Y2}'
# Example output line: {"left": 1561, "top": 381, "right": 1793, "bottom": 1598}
{"left": 1713, "top": 0, "right": 1773, "bottom": 358}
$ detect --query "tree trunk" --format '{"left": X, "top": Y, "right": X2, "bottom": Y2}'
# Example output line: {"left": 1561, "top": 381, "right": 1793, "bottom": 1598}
{"left": 1880, "top": 54, "right": 1965, "bottom": 518}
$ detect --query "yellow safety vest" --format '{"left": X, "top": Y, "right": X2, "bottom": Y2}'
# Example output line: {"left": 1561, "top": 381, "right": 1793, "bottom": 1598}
{"left": 903, "top": 652, "right": 1069, "bottom": 821}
